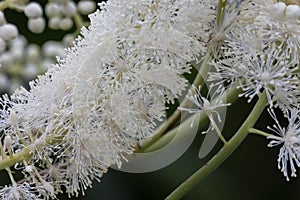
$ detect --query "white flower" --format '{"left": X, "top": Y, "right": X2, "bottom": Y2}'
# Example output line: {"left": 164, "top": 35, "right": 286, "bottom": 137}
{"left": 211, "top": 45, "right": 298, "bottom": 107}
{"left": 267, "top": 108, "right": 300, "bottom": 181}
{"left": 238, "top": 47, "right": 297, "bottom": 105}
{"left": 178, "top": 84, "right": 230, "bottom": 133}
{"left": 208, "top": 1, "right": 241, "bottom": 57}
{"left": 242, "top": 0, "right": 300, "bottom": 63}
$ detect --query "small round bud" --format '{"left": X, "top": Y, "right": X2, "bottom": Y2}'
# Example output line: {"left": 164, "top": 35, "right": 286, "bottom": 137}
{"left": 0, "top": 37, "right": 6, "bottom": 53}
{"left": 42, "top": 59, "right": 54, "bottom": 70}
{"left": 27, "top": 44, "right": 40, "bottom": 61}
{"left": 272, "top": 2, "right": 286, "bottom": 18}
{"left": 286, "top": 5, "right": 300, "bottom": 19}
{"left": 28, "top": 17, "right": 45, "bottom": 33}
{"left": 0, "top": 24, "right": 18, "bottom": 41}
{"left": 78, "top": 0, "right": 96, "bottom": 15}
{"left": 0, "top": 11, "right": 6, "bottom": 26}
{"left": 64, "top": 1, "right": 77, "bottom": 17}
{"left": 10, "top": 36, "right": 26, "bottom": 49}
{"left": 24, "top": 2, "right": 43, "bottom": 18}
{"left": 48, "top": 16, "right": 61, "bottom": 30}
{"left": 43, "top": 41, "right": 65, "bottom": 58}
{"left": 10, "top": 37, "right": 26, "bottom": 59}
{"left": 45, "top": 3, "right": 61, "bottom": 17}
{"left": 63, "top": 33, "right": 74, "bottom": 47}
{"left": 0, "top": 52, "right": 13, "bottom": 67}
{"left": 24, "top": 62, "right": 38, "bottom": 80}
{"left": 59, "top": 17, "right": 73, "bottom": 30}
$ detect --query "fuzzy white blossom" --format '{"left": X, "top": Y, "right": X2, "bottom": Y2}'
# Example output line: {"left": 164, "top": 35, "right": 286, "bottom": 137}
{"left": 178, "top": 84, "right": 230, "bottom": 134}
{"left": 0, "top": 0, "right": 216, "bottom": 197}
{"left": 267, "top": 108, "right": 300, "bottom": 181}
{"left": 209, "top": 0, "right": 300, "bottom": 111}
{"left": 242, "top": 0, "right": 300, "bottom": 63}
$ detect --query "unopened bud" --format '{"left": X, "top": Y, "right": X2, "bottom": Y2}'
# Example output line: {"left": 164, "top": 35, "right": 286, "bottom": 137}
{"left": 0, "top": 24, "right": 18, "bottom": 41}
{"left": 59, "top": 18, "right": 73, "bottom": 30}
{"left": 28, "top": 17, "right": 45, "bottom": 34}
{"left": 64, "top": 1, "right": 77, "bottom": 17}
{"left": 24, "top": 2, "right": 43, "bottom": 18}
{"left": 45, "top": 3, "right": 61, "bottom": 17}
{"left": 78, "top": 0, "right": 96, "bottom": 15}
{"left": 286, "top": 5, "right": 300, "bottom": 19}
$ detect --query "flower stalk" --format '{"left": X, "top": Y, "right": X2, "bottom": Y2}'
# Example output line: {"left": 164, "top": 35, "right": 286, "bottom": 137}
{"left": 165, "top": 90, "right": 268, "bottom": 200}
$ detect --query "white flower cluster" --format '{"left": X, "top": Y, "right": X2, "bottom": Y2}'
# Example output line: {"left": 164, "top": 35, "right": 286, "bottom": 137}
{"left": 46, "top": 0, "right": 96, "bottom": 31}
{"left": 0, "top": 36, "right": 69, "bottom": 94}
{"left": 0, "top": 0, "right": 97, "bottom": 94}
{"left": 207, "top": 0, "right": 300, "bottom": 180}
{"left": 0, "top": 0, "right": 215, "bottom": 198}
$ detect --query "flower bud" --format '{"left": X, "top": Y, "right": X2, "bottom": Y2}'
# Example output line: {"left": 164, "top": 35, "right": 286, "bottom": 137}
{"left": 45, "top": 3, "right": 61, "bottom": 17}
{"left": 24, "top": 62, "right": 38, "bottom": 80}
{"left": 64, "top": 1, "right": 77, "bottom": 17}
{"left": 286, "top": 5, "right": 300, "bottom": 19}
{"left": 27, "top": 44, "right": 40, "bottom": 61}
{"left": 63, "top": 33, "right": 74, "bottom": 47}
{"left": 78, "top": 0, "right": 96, "bottom": 15}
{"left": 24, "top": 2, "right": 43, "bottom": 18}
{"left": 28, "top": 17, "right": 45, "bottom": 34}
{"left": 0, "top": 52, "right": 13, "bottom": 67}
{"left": 59, "top": 18, "right": 73, "bottom": 30}
{"left": 0, "top": 24, "right": 18, "bottom": 41}
{"left": 272, "top": 2, "right": 286, "bottom": 18}
{"left": 48, "top": 16, "right": 61, "bottom": 30}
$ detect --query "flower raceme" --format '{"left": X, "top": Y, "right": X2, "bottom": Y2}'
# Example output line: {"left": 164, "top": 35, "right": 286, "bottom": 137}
{"left": 0, "top": 0, "right": 215, "bottom": 198}
{"left": 0, "top": 0, "right": 299, "bottom": 199}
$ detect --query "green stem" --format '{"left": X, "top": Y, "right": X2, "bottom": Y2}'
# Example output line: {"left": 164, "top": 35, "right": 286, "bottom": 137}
{"left": 144, "top": 112, "right": 208, "bottom": 152}
{"left": 211, "top": 118, "right": 227, "bottom": 144}
{"left": 216, "top": 0, "right": 227, "bottom": 29}
{"left": 0, "top": 146, "right": 32, "bottom": 170}
{"left": 0, "top": 135, "right": 63, "bottom": 170}
{"left": 165, "top": 91, "right": 268, "bottom": 200}
{"left": 137, "top": 53, "right": 212, "bottom": 152}
{"left": 248, "top": 128, "right": 272, "bottom": 138}
{"left": 0, "top": 0, "right": 28, "bottom": 11}
{"left": 73, "top": 13, "right": 89, "bottom": 36}
{"left": 0, "top": 0, "right": 9, "bottom": 10}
